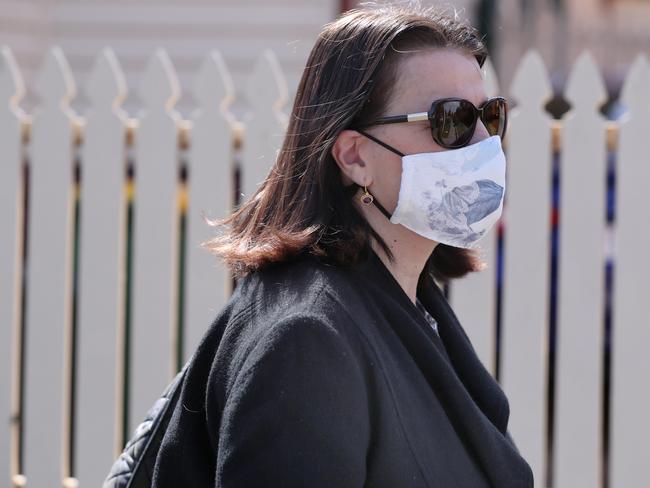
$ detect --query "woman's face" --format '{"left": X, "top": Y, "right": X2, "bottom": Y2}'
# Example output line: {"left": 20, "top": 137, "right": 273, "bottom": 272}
{"left": 360, "top": 48, "right": 491, "bottom": 215}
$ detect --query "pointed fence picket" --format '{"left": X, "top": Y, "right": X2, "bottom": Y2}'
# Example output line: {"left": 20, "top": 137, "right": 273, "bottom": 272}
{"left": 553, "top": 51, "right": 608, "bottom": 488}
{"left": 0, "top": 45, "right": 27, "bottom": 488}
{"left": 500, "top": 49, "right": 554, "bottom": 488}
{"left": 449, "top": 56, "right": 502, "bottom": 376}
{"left": 183, "top": 50, "right": 237, "bottom": 364}
{"left": 1, "top": 44, "right": 649, "bottom": 488}
{"left": 610, "top": 54, "right": 650, "bottom": 488}
{"left": 22, "top": 46, "right": 80, "bottom": 488}
{"left": 74, "top": 47, "right": 129, "bottom": 488}
{"left": 241, "top": 49, "right": 288, "bottom": 200}
{"left": 129, "top": 48, "right": 183, "bottom": 437}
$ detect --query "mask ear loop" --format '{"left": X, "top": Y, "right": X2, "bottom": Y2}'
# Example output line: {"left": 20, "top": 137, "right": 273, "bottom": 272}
{"left": 355, "top": 129, "right": 405, "bottom": 157}
{"left": 353, "top": 129, "right": 404, "bottom": 220}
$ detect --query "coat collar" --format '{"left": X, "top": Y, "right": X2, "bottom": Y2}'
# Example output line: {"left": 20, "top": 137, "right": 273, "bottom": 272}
{"left": 357, "top": 248, "right": 510, "bottom": 433}
{"left": 354, "top": 248, "right": 534, "bottom": 487}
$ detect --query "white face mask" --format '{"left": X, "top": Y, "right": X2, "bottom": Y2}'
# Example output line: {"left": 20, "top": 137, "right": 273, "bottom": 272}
{"left": 357, "top": 133, "right": 506, "bottom": 249}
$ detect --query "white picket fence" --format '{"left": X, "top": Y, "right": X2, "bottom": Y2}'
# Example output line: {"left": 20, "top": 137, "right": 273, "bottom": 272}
{"left": 1, "top": 43, "right": 649, "bottom": 488}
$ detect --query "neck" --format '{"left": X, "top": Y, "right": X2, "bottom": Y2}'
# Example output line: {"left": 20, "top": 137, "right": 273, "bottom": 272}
{"left": 358, "top": 190, "right": 438, "bottom": 304}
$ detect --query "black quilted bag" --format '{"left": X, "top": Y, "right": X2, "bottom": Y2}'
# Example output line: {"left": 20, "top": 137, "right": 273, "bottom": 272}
{"left": 102, "top": 357, "right": 193, "bottom": 487}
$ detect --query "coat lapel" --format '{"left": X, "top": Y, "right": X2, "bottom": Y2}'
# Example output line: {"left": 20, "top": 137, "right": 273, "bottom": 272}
{"left": 417, "top": 274, "right": 510, "bottom": 434}
{"left": 356, "top": 249, "right": 534, "bottom": 487}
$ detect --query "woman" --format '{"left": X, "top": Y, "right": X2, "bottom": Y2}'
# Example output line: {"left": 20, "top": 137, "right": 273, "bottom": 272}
{"left": 152, "top": 3, "right": 533, "bottom": 487}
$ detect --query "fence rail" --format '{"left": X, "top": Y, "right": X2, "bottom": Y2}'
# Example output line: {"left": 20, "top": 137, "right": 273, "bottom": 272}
{"left": 1, "top": 44, "right": 649, "bottom": 488}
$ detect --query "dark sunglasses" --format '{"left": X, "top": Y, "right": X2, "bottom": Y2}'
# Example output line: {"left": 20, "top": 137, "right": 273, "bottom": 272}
{"left": 354, "top": 96, "right": 508, "bottom": 149}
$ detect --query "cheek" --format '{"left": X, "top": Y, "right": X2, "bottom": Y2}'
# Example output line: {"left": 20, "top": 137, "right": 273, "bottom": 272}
{"left": 375, "top": 159, "right": 404, "bottom": 210}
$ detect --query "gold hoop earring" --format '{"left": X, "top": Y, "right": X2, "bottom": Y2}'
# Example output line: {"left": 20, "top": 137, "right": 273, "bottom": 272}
{"left": 360, "top": 185, "right": 374, "bottom": 205}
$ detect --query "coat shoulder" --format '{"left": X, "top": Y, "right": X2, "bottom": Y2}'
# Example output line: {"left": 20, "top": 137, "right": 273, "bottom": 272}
{"left": 228, "top": 256, "right": 364, "bottom": 341}
{"left": 209, "top": 255, "right": 370, "bottom": 402}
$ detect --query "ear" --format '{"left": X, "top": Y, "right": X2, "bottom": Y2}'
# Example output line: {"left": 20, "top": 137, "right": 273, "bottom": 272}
{"left": 331, "top": 130, "right": 372, "bottom": 187}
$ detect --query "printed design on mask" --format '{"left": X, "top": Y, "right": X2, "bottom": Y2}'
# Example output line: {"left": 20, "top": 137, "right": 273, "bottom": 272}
{"left": 424, "top": 179, "right": 504, "bottom": 247}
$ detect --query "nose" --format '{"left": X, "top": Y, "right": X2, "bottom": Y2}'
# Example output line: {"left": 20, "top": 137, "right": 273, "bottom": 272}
{"left": 468, "top": 119, "right": 490, "bottom": 145}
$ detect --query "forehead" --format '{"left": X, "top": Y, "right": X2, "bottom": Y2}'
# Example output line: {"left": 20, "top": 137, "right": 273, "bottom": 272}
{"left": 386, "top": 48, "right": 487, "bottom": 113}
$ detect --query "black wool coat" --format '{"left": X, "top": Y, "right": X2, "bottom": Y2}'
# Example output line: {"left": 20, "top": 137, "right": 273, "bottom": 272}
{"left": 151, "top": 249, "right": 534, "bottom": 487}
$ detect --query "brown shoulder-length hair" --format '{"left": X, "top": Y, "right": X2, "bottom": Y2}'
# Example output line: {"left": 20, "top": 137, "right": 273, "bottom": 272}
{"left": 201, "top": 3, "right": 490, "bottom": 283}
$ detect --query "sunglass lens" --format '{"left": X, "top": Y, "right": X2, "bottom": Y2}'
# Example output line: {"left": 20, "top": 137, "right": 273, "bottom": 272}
{"left": 431, "top": 99, "right": 476, "bottom": 148}
{"left": 482, "top": 98, "right": 507, "bottom": 139}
